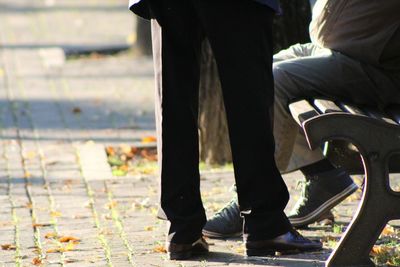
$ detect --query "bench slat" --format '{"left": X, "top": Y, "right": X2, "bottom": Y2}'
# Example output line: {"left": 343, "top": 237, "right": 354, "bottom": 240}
{"left": 288, "top": 100, "right": 319, "bottom": 125}
{"left": 339, "top": 103, "right": 365, "bottom": 116}
{"left": 364, "top": 107, "right": 397, "bottom": 125}
{"left": 386, "top": 106, "right": 400, "bottom": 124}
{"left": 313, "top": 99, "right": 343, "bottom": 113}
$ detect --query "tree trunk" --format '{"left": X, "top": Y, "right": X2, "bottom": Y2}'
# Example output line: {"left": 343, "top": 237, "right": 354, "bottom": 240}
{"left": 135, "top": 18, "right": 152, "bottom": 56}
{"left": 199, "top": 41, "right": 232, "bottom": 164}
{"left": 198, "top": 0, "right": 312, "bottom": 165}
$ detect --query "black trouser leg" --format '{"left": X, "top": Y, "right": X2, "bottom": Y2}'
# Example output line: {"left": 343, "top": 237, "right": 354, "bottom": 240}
{"left": 152, "top": 0, "right": 292, "bottom": 243}
{"left": 150, "top": 1, "right": 206, "bottom": 244}
{"left": 193, "top": 0, "right": 291, "bottom": 240}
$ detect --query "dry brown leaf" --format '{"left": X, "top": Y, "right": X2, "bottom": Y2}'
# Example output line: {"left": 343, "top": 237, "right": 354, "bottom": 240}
{"left": 153, "top": 245, "right": 167, "bottom": 253}
{"left": 141, "top": 136, "right": 157, "bottom": 143}
{"left": 144, "top": 226, "right": 154, "bottom": 231}
{"left": 371, "top": 245, "right": 389, "bottom": 256}
{"left": 32, "top": 257, "right": 43, "bottom": 265}
{"left": 381, "top": 225, "right": 396, "bottom": 237}
{"left": 58, "top": 236, "right": 80, "bottom": 243}
{"left": 105, "top": 146, "right": 115, "bottom": 156}
{"left": 120, "top": 144, "right": 132, "bottom": 154}
{"left": 1, "top": 244, "right": 16, "bottom": 250}
{"left": 46, "top": 241, "right": 77, "bottom": 253}
{"left": 45, "top": 232, "right": 58, "bottom": 239}
{"left": 119, "top": 165, "right": 129, "bottom": 172}
{"left": 65, "top": 259, "right": 79, "bottom": 263}
{"left": 234, "top": 245, "right": 245, "bottom": 254}
{"left": 72, "top": 107, "right": 82, "bottom": 114}
{"left": 140, "top": 149, "right": 157, "bottom": 161}
{"left": 105, "top": 201, "right": 118, "bottom": 209}
{"left": 33, "top": 223, "right": 52, "bottom": 228}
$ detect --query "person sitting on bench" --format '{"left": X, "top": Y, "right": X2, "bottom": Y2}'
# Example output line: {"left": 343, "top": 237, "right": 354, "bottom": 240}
{"left": 203, "top": 0, "right": 400, "bottom": 238}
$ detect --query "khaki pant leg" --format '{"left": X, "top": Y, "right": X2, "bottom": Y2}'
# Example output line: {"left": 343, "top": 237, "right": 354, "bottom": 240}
{"left": 272, "top": 44, "right": 400, "bottom": 172}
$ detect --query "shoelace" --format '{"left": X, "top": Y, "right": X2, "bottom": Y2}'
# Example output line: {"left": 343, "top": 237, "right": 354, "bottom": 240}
{"left": 296, "top": 180, "right": 311, "bottom": 199}
{"left": 215, "top": 199, "right": 238, "bottom": 217}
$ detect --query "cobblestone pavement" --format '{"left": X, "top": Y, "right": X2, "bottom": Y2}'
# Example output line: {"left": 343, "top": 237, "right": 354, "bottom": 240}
{"left": 0, "top": 1, "right": 367, "bottom": 266}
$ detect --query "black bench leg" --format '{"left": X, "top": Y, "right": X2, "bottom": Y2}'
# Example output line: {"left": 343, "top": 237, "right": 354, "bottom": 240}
{"left": 302, "top": 113, "right": 400, "bottom": 267}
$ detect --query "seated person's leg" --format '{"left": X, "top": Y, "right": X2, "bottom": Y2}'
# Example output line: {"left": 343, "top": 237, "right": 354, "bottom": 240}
{"left": 203, "top": 46, "right": 386, "bottom": 237}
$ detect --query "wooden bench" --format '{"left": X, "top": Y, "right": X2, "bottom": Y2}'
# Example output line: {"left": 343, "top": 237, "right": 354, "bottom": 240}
{"left": 289, "top": 99, "right": 400, "bottom": 267}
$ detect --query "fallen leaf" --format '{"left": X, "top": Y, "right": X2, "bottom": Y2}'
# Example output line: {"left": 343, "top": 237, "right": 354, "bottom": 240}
{"left": 144, "top": 226, "right": 154, "bottom": 231}
{"left": 58, "top": 236, "right": 80, "bottom": 243}
{"left": 65, "top": 258, "right": 79, "bottom": 263}
{"left": 141, "top": 136, "right": 157, "bottom": 144}
{"left": 381, "top": 225, "right": 396, "bottom": 237}
{"left": 46, "top": 241, "right": 77, "bottom": 253}
{"left": 105, "top": 146, "right": 115, "bottom": 156}
{"left": 119, "top": 165, "right": 129, "bottom": 172}
{"left": 1, "top": 244, "right": 16, "bottom": 250}
{"left": 153, "top": 245, "right": 167, "bottom": 253}
{"left": 234, "top": 245, "right": 245, "bottom": 254}
{"left": 140, "top": 149, "right": 157, "bottom": 161}
{"left": 72, "top": 107, "right": 82, "bottom": 114}
{"left": 371, "top": 245, "right": 390, "bottom": 256}
{"left": 33, "top": 223, "right": 53, "bottom": 228}
{"left": 45, "top": 232, "right": 58, "bottom": 239}
{"left": 25, "top": 171, "right": 32, "bottom": 178}
{"left": 102, "top": 214, "right": 112, "bottom": 220}
{"left": 120, "top": 144, "right": 132, "bottom": 154}
{"left": 105, "top": 201, "right": 118, "bottom": 209}
{"left": 32, "top": 257, "right": 43, "bottom": 265}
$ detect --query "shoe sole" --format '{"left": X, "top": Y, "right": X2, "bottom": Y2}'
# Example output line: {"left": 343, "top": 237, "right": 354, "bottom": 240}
{"left": 246, "top": 246, "right": 322, "bottom": 257}
{"left": 289, "top": 183, "right": 358, "bottom": 227}
{"left": 245, "top": 248, "right": 275, "bottom": 257}
{"left": 168, "top": 246, "right": 208, "bottom": 260}
{"left": 202, "top": 229, "right": 242, "bottom": 239}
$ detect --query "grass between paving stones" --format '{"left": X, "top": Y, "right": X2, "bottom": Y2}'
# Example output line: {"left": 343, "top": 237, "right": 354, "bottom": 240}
{"left": 107, "top": 143, "right": 400, "bottom": 265}
{"left": 106, "top": 142, "right": 233, "bottom": 177}
{"left": 322, "top": 224, "right": 400, "bottom": 266}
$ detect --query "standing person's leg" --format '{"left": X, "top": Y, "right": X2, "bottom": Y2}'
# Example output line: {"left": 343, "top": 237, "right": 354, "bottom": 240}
{"left": 203, "top": 43, "right": 330, "bottom": 237}
{"left": 193, "top": 0, "right": 321, "bottom": 253}
{"left": 195, "top": 0, "right": 290, "bottom": 239}
{"left": 149, "top": 0, "right": 207, "bottom": 254}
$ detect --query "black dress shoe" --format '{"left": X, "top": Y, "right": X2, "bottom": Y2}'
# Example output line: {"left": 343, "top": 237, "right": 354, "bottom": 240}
{"left": 245, "top": 230, "right": 322, "bottom": 256}
{"left": 167, "top": 237, "right": 209, "bottom": 260}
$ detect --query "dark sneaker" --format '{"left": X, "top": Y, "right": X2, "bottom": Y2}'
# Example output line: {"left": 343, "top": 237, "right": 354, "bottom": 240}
{"left": 202, "top": 198, "right": 243, "bottom": 238}
{"left": 245, "top": 229, "right": 322, "bottom": 256}
{"left": 289, "top": 168, "right": 358, "bottom": 228}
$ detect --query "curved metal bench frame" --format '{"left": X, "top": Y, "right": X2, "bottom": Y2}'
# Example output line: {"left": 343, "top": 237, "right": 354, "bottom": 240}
{"left": 289, "top": 99, "right": 400, "bottom": 267}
